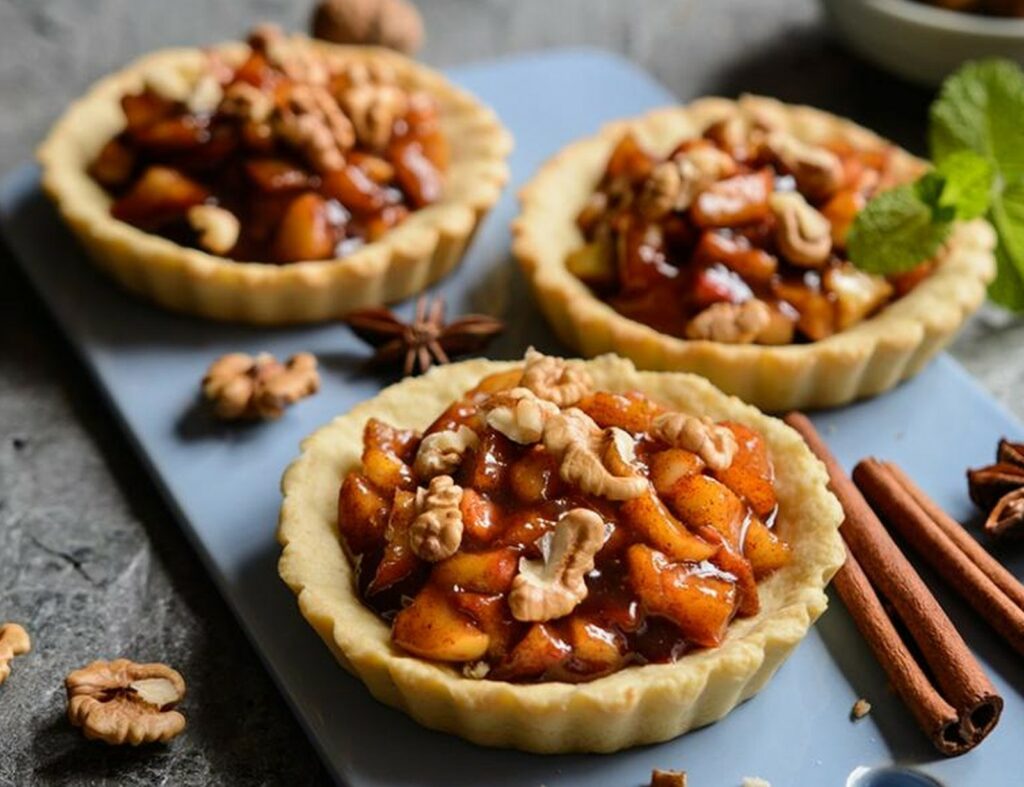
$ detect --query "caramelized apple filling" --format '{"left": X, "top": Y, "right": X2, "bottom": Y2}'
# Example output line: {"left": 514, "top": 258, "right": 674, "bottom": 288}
{"left": 567, "top": 117, "right": 933, "bottom": 344}
{"left": 337, "top": 352, "right": 791, "bottom": 683}
{"left": 89, "top": 26, "right": 447, "bottom": 263}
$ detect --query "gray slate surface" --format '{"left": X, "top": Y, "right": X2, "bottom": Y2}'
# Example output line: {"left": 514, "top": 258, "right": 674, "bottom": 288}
{"left": 1, "top": 1, "right": 1023, "bottom": 784}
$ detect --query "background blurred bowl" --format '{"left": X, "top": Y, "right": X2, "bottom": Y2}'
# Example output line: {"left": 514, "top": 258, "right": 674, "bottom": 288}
{"left": 820, "top": 0, "right": 1024, "bottom": 86}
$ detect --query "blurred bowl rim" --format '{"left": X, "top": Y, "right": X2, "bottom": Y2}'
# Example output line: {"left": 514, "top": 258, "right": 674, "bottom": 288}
{"left": 843, "top": 0, "right": 1024, "bottom": 37}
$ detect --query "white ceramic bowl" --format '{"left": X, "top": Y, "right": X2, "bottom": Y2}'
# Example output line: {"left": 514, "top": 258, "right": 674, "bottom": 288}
{"left": 820, "top": 0, "right": 1024, "bottom": 86}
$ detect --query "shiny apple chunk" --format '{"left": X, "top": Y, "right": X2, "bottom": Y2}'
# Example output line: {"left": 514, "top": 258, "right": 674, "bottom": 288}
{"left": 393, "top": 585, "right": 490, "bottom": 662}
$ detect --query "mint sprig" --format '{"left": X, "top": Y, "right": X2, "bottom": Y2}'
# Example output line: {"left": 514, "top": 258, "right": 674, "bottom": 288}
{"left": 849, "top": 59, "right": 1024, "bottom": 311}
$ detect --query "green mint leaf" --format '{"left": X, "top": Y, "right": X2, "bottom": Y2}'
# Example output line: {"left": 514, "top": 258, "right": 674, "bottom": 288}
{"left": 988, "top": 243, "right": 1024, "bottom": 311}
{"left": 929, "top": 59, "right": 1024, "bottom": 178}
{"left": 847, "top": 185, "right": 953, "bottom": 274}
{"left": 916, "top": 150, "right": 994, "bottom": 220}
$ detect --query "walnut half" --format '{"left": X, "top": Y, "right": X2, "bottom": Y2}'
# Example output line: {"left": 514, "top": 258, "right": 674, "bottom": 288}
{"left": 770, "top": 192, "right": 832, "bottom": 268}
{"left": 66, "top": 659, "right": 186, "bottom": 745}
{"left": 520, "top": 348, "right": 592, "bottom": 407}
{"left": 508, "top": 508, "right": 606, "bottom": 622}
{"left": 653, "top": 412, "right": 737, "bottom": 471}
{"left": 483, "top": 387, "right": 559, "bottom": 444}
{"left": 0, "top": 623, "right": 31, "bottom": 685}
{"left": 543, "top": 409, "right": 648, "bottom": 501}
{"left": 414, "top": 425, "right": 479, "bottom": 479}
{"left": 409, "top": 475, "right": 464, "bottom": 561}
{"left": 202, "top": 352, "right": 320, "bottom": 420}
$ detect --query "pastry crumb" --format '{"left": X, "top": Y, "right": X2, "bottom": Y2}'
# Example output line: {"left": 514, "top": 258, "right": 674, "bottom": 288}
{"left": 851, "top": 697, "right": 872, "bottom": 719}
{"left": 651, "top": 768, "right": 687, "bottom": 787}
{"left": 742, "top": 778, "right": 771, "bottom": 787}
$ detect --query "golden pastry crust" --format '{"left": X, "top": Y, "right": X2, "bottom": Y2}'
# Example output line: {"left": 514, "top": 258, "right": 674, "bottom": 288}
{"left": 513, "top": 95, "right": 996, "bottom": 411}
{"left": 38, "top": 40, "right": 511, "bottom": 324}
{"left": 277, "top": 355, "right": 845, "bottom": 752}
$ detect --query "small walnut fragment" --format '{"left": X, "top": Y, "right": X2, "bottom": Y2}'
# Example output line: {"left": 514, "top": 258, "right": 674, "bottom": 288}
{"left": 0, "top": 623, "right": 31, "bottom": 686}
{"left": 543, "top": 409, "right": 648, "bottom": 500}
{"left": 765, "top": 131, "right": 843, "bottom": 200}
{"left": 851, "top": 697, "right": 872, "bottom": 720}
{"left": 275, "top": 82, "right": 356, "bottom": 172}
{"left": 66, "top": 659, "right": 186, "bottom": 745}
{"left": 653, "top": 412, "right": 737, "bottom": 471}
{"left": 312, "top": 0, "right": 424, "bottom": 54}
{"left": 187, "top": 204, "right": 240, "bottom": 255}
{"left": 650, "top": 769, "right": 688, "bottom": 787}
{"left": 414, "top": 425, "right": 478, "bottom": 478}
{"left": 520, "top": 348, "right": 592, "bottom": 407}
{"left": 341, "top": 82, "right": 410, "bottom": 152}
{"left": 509, "top": 508, "right": 605, "bottom": 621}
{"left": 770, "top": 192, "right": 832, "bottom": 268}
{"left": 483, "top": 387, "right": 559, "bottom": 444}
{"left": 202, "top": 352, "right": 320, "bottom": 420}
{"left": 409, "top": 475, "right": 464, "bottom": 561}
{"left": 685, "top": 299, "right": 779, "bottom": 345}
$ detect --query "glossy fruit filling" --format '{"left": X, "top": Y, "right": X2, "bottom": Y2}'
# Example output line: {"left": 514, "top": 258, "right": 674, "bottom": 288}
{"left": 337, "top": 365, "right": 791, "bottom": 684}
{"left": 88, "top": 29, "right": 447, "bottom": 264}
{"left": 567, "top": 120, "right": 933, "bottom": 344}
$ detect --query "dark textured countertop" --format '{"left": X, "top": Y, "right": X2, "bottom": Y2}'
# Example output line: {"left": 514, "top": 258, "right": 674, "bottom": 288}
{"left": 2, "top": 1, "right": 1023, "bottom": 784}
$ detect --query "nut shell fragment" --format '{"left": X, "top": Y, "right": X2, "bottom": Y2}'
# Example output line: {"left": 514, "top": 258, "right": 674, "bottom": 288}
{"left": 0, "top": 623, "right": 31, "bottom": 685}
{"left": 66, "top": 659, "right": 186, "bottom": 745}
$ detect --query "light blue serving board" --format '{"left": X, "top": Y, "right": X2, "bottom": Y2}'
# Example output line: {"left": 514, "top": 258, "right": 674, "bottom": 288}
{"left": 3, "top": 49, "right": 1024, "bottom": 787}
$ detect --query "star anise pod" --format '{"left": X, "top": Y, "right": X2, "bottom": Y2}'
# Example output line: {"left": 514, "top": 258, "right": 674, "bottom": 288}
{"left": 967, "top": 438, "right": 1024, "bottom": 538}
{"left": 345, "top": 295, "right": 504, "bottom": 377}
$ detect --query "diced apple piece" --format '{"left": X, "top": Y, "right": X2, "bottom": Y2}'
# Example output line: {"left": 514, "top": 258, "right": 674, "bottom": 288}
{"left": 432, "top": 548, "right": 519, "bottom": 594}
{"left": 348, "top": 150, "right": 396, "bottom": 184}
{"left": 712, "top": 423, "right": 776, "bottom": 518}
{"left": 596, "top": 520, "right": 632, "bottom": 560}
{"left": 772, "top": 280, "right": 836, "bottom": 341}
{"left": 566, "top": 241, "right": 616, "bottom": 290}
{"left": 459, "top": 430, "right": 514, "bottom": 496}
{"left": 89, "top": 138, "right": 136, "bottom": 188}
{"left": 367, "top": 490, "right": 419, "bottom": 595}
{"left": 620, "top": 491, "right": 717, "bottom": 563}
{"left": 363, "top": 417, "right": 420, "bottom": 463}
{"left": 604, "top": 132, "right": 654, "bottom": 183}
{"left": 392, "top": 584, "right": 490, "bottom": 662}
{"left": 466, "top": 369, "right": 524, "bottom": 398}
{"left": 121, "top": 90, "right": 175, "bottom": 134}
{"left": 390, "top": 137, "right": 443, "bottom": 208}
{"left": 824, "top": 263, "right": 894, "bottom": 331}
{"left": 665, "top": 475, "right": 747, "bottom": 549}
{"left": 450, "top": 592, "right": 515, "bottom": 660}
{"left": 132, "top": 115, "right": 209, "bottom": 151}
{"left": 509, "top": 447, "right": 561, "bottom": 504}
{"left": 491, "top": 623, "right": 571, "bottom": 682}
{"left": 361, "top": 446, "right": 415, "bottom": 494}
{"left": 702, "top": 530, "right": 759, "bottom": 618}
{"left": 245, "top": 158, "right": 312, "bottom": 192}
{"left": 322, "top": 164, "right": 393, "bottom": 215}
{"left": 424, "top": 399, "right": 481, "bottom": 435}
{"left": 691, "top": 170, "right": 773, "bottom": 228}
{"left": 111, "top": 166, "right": 208, "bottom": 229}
{"left": 626, "top": 544, "right": 738, "bottom": 648}
{"left": 649, "top": 449, "right": 705, "bottom": 496}
{"left": 271, "top": 192, "right": 337, "bottom": 263}
{"left": 577, "top": 391, "right": 664, "bottom": 433}
{"left": 743, "top": 517, "right": 791, "bottom": 579}
{"left": 337, "top": 471, "right": 388, "bottom": 555}
{"left": 566, "top": 616, "right": 624, "bottom": 675}
{"left": 693, "top": 230, "right": 778, "bottom": 284}
{"left": 498, "top": 508, "right": 556, "bottom": 554}
{"left": 459, "top": 489, "right": 502, "bottom": 545}
{"left": 820, "top": 189, "right": 865, "bottom": 248}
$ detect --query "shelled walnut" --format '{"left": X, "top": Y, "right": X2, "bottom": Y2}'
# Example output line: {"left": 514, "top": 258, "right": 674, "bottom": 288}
{"left": 311, "top": 0, "right": 424, "bottom": 53}
{"left": 409, "top": 475, "right": 464, "bottom": 561}
{"left": 0, "top": 623, "right": 30, "bottom": 685}
{"left": 66, "top": 659, "right": 186, "bottom": 745}
{"left": 202, "top": 352, "right": 320, "bottom": 420}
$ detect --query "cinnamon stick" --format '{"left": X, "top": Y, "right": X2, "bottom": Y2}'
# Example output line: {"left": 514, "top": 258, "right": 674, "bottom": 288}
{"left": 855, "top": 459, "right": 1024, "bottom": 658}
{"left": 784, "top": 413, "right": 1002, "bottom": 754}
{"left": 832, "top": 545, "right": 961, "bottom": 747}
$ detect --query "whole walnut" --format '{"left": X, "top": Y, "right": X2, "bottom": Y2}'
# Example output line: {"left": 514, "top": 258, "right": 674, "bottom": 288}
{"left": 312, "top": 0, "right": 424, "bottom": 54}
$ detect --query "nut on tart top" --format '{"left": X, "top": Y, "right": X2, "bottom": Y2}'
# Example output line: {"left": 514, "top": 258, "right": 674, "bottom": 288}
{"left": 38, "top": 25, "right": 511, "bottom": 324}
{"left": 277, "top": 350, "right": 844, "bottom": 752}
{"left": 513, "top": 95, "right": 995, "bottom": 411}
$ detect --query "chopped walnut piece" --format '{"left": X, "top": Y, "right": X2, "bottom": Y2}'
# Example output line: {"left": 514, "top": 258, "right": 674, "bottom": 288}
{"left": 219, "top": 81, "right": 274, "bottom": 124}
{"left": 462, "top": 660, "right": 490, "bottom": 680}
{"left": 741, "top": 778, "right": 772, "bottom": 787}
{"left": 650, "top": 769, "right": 688, "bottom": 787}
{"left": 340, "top": 82, "right": 409, "bottom": 152}
{"left": 508, "top": 508, "right": 605, "bottom": 621}
{"left": 187, "top": 204, "right": 240, "bottom": 255}
{"left": 0, "top": 623, "right": 30, "bottom": 685}
{"left": 409, "top": 475, "right": 464, "bottom": 561}
{"left": 770, "top": 192, "right": 832, "bottom": 268}
{"left": 638, "top": 147, "right": 736, "bottom": 220}
{"left": 765, "top": 131, "right": 843, "bottom": 200}
{"left": 638, "top": 161, "right": 683, "bottom": 220}
{"left": 66, "top": 659, "right": 186, "bottom": 745}
{"left": 544, "top": 409, "right": 648, "bottom": 500}
{"left": 275, "top": 83, "right": 356, "bottom": 172}
{"left": 851, "top": 697, "right": 872, "bottom": 720}
{"left": 653, "top": 412, "right": 737, "bottom": 471}
{"left": 202, "top": 352, "right": 320, "bottom": 420}
{"left": 249, "top": 23, "right": 330, "bottom": 86}
{"left": 483, "top": 387, "right": 559, "bottom": 444}
{"left": 520, "top": 348, "right": 592, "bottom": 407}
{"left": 685, "top": 299, "right": 775, "bottom": 345}
{"left": 312, "top": 0, "right": 425, "bottom": 54}
{"left": 414, "top": 425, "right": 478, "bottom": 479}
